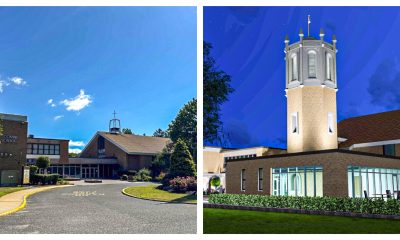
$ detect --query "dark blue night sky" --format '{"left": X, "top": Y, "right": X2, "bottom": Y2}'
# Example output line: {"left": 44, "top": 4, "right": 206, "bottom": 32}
{"left": 204, "top": 7, "right": 400, "bottom": 149}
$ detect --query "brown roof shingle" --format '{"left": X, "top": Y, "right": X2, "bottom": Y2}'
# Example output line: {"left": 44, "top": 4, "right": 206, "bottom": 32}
{"left": 98, "top": 132, "right": 171, "bottom": 155}
{"left": 338, "top": 110, "right": 400, "bottom": 148}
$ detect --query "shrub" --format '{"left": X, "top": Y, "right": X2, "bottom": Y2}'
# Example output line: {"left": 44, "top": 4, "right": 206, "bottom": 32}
{"left": 36, "top": 156, "right": 50, "bottom": 170}
{"left": 210, "top": 177, "right": 221, "bottom": 187}
{"left": 136, "top": 168, "right": 152, "bottom": 182}
{"left": 155, "top": 172, "right": 166, "bottom": 182}
{"left": 169, "top": 176, "right": 197, "bottom": 193}
{"left": 29, "top": 165, "right": 38, "bottom": 176}
{"left": 121, "top": 174, "right": 128, "bottom": 181}
{"left": 31, "top": 174, "right": 60, "bottom": 185}
{"left": 57, "top": 179, "right": 70, "bottom": 185}
{"left": 208, "top": 194, "right": 400, "bottom": 215}
{"left": 169, "top": 139, "right": 196, "bottom": 178}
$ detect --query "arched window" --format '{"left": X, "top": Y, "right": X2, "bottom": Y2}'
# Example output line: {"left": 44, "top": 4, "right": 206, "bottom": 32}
{"left": 326, "top": 53, "right": 333, "bottom": 80}
{"left": 308, "top": 51, "right": 316, "bottom": 78}
{"left": 291, "top": 54, "right": 298, "bottom": 81}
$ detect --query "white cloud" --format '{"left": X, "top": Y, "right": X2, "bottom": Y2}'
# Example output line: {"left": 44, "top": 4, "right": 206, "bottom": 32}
{"left": 69, "top": 140, "right": 85, "bottom": 147}
{"left": 60, "top": 89, "right": 92, "bottom": 111}
{"left": 0, "top": 80, "right": 9, "bottom": 93}
{"left": 69, "top": 148, "right": 82, "bottom": 154}
{"left": 10, "top": 76, "right": 27, "bottom": 86}
{"left": 47, "top": 99, "right": 56, "bottom": 107}
{"left": 0, "top": 76, "right": 27, "bottom": 93}
{"left": 54, "top": 115, "right": 64, "bottom": 121}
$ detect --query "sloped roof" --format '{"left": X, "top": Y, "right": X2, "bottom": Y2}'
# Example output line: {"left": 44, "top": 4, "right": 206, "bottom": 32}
{"left": 338, "top": 110, "right": 400, "bottom": 148}
{"left": 98, "top": 131, "right": 171, "bottom": 155}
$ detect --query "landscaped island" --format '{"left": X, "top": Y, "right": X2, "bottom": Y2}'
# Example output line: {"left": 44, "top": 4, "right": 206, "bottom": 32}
{"left": 123, "top": 185, "right": 196, "bottom": 204}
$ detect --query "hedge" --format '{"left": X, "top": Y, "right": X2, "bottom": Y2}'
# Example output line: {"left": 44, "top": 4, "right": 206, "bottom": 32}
{"left": 208, "top": 194, "right": 400, "bottom": 215}
{"left": 31, "top": 174, "right": 60, "bottom": 185}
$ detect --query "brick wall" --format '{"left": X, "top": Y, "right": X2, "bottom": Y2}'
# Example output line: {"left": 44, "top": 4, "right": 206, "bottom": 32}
{"left": 0, "top": 119, "right": 28, "bottom": 185}
{"left": 226, "top": 151, "right": 400, "bottom": 197}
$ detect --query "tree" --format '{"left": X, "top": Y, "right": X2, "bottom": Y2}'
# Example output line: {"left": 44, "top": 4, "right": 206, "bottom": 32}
{"left": 0, "top": 117, "right": 3, "bottom": 137}
{"left": 150, "top": 142, "right": 174, "bottom": 177}
{"left": 122, "top": 128, "right": 133, "bottom": 134}
{"left": 153, "top": 128, "right": 168, "bottom": 138}
{"left": 169, "top": 139, "right": 196, "bottom": 178}
{"left": 69, "top": 152, "right": 78, "bottom": 158}
{"left": 167, "top": 98, "right": 197, "bottom": 161}
{"left": 204, "top": 41, "right": 234, "bottom": 143}
{"left": 36, "top": 156, "right": 50, "bottom": 173}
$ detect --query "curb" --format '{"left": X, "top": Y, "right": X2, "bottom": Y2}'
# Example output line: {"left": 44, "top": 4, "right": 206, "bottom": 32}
{"left": 121, "top": 186, "right": 197, "bottom": 205}
{"left": 0, "top": 185, "right": 72, "bottom": 217}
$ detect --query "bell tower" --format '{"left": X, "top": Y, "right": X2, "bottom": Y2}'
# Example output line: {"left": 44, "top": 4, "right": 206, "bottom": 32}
{"left": 284, "top": 15, "right": 338, "bottom": 153}
{"left": 109, "top": 110, "right": 121, "bottom": 134}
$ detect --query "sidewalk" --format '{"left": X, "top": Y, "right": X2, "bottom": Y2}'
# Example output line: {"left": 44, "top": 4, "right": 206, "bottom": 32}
{"left": 0, "top": 185, "right": 71, "bottom": 217}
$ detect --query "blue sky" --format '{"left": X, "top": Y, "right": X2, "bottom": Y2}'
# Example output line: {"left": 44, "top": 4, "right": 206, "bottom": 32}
{"left": 0, "top": 7, "right": 196, "bottom": 153}
{"left": 204, "top": 7, "right": 400, "bottom": 149}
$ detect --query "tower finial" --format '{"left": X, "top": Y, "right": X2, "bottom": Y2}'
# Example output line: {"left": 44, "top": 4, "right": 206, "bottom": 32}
{"left": 113, "top": 110, "right": 117, "bottom": 119}
{"left": 307, "top": 15, "right": 311, "bottom": 37}
{"left": 319, "top": 28, "right": 325, "bottom": 41}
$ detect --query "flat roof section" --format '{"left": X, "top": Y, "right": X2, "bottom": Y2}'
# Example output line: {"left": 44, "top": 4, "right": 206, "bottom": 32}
{"left": 0, "top": 113, "right": 27, "bottom": 122}
{"left": 226, "top": 149, "right": 400, "bottom": 163}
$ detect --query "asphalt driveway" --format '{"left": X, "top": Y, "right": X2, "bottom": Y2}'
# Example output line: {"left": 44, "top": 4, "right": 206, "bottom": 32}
{"left": 0, "top": 182, "right": 196, "bottom": 234}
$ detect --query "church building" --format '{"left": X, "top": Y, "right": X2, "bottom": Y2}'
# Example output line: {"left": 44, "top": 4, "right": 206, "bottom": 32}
{"left": 0, "top": 112, "right": 170, "bottom": 185}
{"left": 224, "top": 17, "right": 400, "bottom": 198}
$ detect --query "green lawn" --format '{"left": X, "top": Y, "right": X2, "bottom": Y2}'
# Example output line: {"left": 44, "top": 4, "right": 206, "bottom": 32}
{"left": 123, "top": 185, "right": 196, "bottom": 204}
{"left": 0, "top": 187, "right": 25, "bottom": 198}
{"left": 204, "top": 208, "right": 400, "bottom": 234}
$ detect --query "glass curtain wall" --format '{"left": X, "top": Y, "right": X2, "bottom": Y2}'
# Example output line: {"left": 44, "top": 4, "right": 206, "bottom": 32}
{"left": 347, "top": 166, "right": 400, "bottom": 198}
{"left": 272, "top": 166, "right": 323, "bottom": 197}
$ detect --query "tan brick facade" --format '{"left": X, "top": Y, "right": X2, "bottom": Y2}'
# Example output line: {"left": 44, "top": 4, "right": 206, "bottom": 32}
{"left": 226, "top": 150, "right": 400, "bottom": 197}
{"left": 203, "top": 149, "right": 224, "bottom": 174}
{"left": 287, "top": 87, "right": 338, "bottom": 153}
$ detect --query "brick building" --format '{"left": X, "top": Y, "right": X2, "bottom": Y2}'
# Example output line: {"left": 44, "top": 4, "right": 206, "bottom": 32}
{"left": 0, "top": 113, "right": 28, "bottom": 186}
{"left": 223, "top": 19, "right": 400, "bottom": 198}
{"left": 1, "top": 112, "right": 171, "bottom": 183}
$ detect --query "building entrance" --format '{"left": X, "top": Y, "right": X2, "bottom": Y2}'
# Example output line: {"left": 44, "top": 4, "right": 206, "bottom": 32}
{"left": 81, "top": 167, "right": 98, "bottom": 179}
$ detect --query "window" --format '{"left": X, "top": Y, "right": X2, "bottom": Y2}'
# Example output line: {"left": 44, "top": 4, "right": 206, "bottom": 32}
{"left": 327, "top": 112, "right": 334, "bottom": 134}
{"left": 272, "top": 166, "right": 322, "bottom": 197}
{"left": 33, "top": 144, "right": 38, "bottom": 154}
{"left": 258, "top": 168, "right": 263, "bottom": 191}
{"left": 308, "top": 51, "right": 316, "bottom": 78}
{"left": 241, "top": 169, "right": 246, "bottom": 191}
{"left": 291, "top": 54, "right": 298, "bottom": 81}
{"left": 44, "top": 144, "right": 50, "bottom": 155}
{"left": 383, "top": 144, "right": 396, "bottom": 156}
{"left": 291, "top": 112, "right": 299, "bottom": 134}
{"left": 27, "top": 143, "right": 60, "bottom": 155}
{"left": 27, "top": 144, "right": 32, "bottom": 154}
{"left": 348, "top": 166, "right": 400, "bottom": 198}
{"left": 326, "top": 53, "right": 333, "bottom": 80}
{"left": 38, "top": 144, "right": 44, "bottom": 155}
{"left": 55, "top": 145, "right": 60, "bottom": 155}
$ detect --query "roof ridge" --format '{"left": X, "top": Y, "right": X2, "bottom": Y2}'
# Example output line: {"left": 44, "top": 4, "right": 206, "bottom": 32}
{"left": 339, "top": 109, "right": 400, "bottom": 123}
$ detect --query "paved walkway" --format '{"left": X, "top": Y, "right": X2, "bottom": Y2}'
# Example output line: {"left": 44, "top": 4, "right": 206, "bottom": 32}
{"left": 0, "top": 182, "right": 196, "bottom": 233}
{"left": 0, "top": 185, "right": 71, "bottom": 217}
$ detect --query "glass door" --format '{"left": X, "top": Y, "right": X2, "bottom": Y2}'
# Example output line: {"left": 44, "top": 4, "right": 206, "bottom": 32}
{"left": 393, "top": 175, "right": 398, "bottom": 198}
{"left": 81, "top": 167, "right": 87, "bottom": 179}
